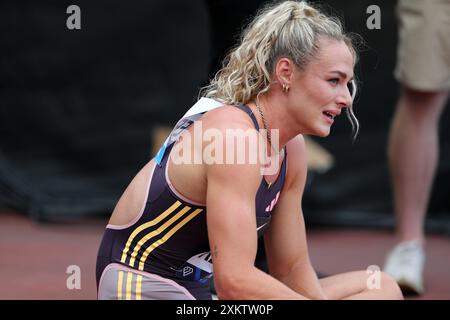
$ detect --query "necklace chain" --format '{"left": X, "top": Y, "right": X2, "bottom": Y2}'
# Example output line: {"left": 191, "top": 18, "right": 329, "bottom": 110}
{"left": 256, "top": 103, "right": 272, "bottom": 147}
{"left": 255, "top": 102, "right": 284, "bottom": 155}
{"left": 256, "top": 102, "right": 283, "bottom": 157}
{"left": 255, "top": 102, "right": 283, "bottom": 189}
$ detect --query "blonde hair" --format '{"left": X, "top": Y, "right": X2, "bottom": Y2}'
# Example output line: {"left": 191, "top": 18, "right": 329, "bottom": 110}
{"left": 201, "top": 0, "right": 360, "bottom": 138}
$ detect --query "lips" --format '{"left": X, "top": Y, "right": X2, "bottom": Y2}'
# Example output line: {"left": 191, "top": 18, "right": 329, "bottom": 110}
{"left": 323, "top": 111, "right": 334, "bottom": 120}
{"left": 322, "top": 109, "right": 341, "bottom": 124}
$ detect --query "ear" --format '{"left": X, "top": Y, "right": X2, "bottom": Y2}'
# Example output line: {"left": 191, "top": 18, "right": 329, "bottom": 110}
{"left": 275, "top": 57, "right": 294, "bottom": 87}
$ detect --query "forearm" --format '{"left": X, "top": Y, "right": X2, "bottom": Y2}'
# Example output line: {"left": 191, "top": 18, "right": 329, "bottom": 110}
{"left": 216, "top": 266, "right": 310, "bottom": 300}
{"left": 278, "top": 262, "right": 327, "bottom": 300}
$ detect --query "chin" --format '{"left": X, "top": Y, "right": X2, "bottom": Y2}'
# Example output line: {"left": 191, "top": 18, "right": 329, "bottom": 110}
{"left": 311, "top": 127, "right": 331, "bottom": 137}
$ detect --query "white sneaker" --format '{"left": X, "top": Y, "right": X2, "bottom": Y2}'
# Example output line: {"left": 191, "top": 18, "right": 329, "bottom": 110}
{"left": 383, "top": 241, "right": 425, "bottom": 295}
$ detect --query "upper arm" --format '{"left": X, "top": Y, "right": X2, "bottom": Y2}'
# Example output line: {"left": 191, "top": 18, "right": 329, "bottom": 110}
{"left": 264, "top": 134, "right": 311, "bottom": 279}
{"left": 206, "top": 155, "right": 260, "bottom": 273}
{"left": 203, "top": 109, "right": 263, "bottom": 286}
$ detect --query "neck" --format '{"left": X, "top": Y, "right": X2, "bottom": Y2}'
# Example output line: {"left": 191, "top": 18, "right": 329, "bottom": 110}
{"left": 250, "top": 93, "right": 301, "bottom": 152}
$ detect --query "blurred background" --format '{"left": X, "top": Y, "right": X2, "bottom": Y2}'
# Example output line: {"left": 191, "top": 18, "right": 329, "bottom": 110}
{"left": 1, "top": 0, "right": 449, "bottom": 299}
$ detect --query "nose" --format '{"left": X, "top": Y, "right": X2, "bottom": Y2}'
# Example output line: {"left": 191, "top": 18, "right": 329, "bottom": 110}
{"left": 337, "top": 84, "right": 353, "bottom": 108}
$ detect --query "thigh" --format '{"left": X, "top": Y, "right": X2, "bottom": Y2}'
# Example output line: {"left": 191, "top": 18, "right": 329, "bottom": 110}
{"left": 319, "top": 270, "right": 369, "bottom": 300}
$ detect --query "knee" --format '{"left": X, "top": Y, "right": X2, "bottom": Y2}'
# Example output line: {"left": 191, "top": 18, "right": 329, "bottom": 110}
{"left": 380, "top": 272, "right": 404, "bottom": 300}
{"left": 401, "top": 88, "right": 447, "bottom": 116}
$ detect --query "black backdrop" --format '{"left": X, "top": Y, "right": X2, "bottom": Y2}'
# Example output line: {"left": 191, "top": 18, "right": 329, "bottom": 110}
{"left": 1, "top": 0, "right": 449, "bottom": 233}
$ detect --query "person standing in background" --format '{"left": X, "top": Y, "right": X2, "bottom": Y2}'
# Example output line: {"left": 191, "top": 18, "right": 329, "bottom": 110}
{"left": 383, "top": 0, "right": 450, "bottom": 295}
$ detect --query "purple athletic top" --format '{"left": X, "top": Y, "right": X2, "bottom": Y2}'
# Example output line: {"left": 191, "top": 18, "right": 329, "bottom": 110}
{"left": 96, "top": 104, "right": 288, "bottom": 299}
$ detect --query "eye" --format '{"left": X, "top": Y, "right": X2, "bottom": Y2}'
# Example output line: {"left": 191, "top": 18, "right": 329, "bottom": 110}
{"left": 328, "top": 78, "right": 339, "bottom": 86}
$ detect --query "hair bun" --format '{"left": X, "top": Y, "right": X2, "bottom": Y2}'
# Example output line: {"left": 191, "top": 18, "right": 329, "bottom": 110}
{"left": 291, "top": 5, "right": 318, "bottom": 20}
{"left": 303, "top": 7, "right": 317, "bottom": 17}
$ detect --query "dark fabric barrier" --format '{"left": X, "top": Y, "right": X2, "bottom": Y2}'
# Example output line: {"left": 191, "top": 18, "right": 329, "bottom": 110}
{"left": 0, "top": 0, "right": 210, "bottom": 220}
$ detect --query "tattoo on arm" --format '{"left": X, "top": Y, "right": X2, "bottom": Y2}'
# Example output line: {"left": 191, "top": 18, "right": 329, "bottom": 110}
{"left": 212, "top": 245, "right": 218, "bottom": 259}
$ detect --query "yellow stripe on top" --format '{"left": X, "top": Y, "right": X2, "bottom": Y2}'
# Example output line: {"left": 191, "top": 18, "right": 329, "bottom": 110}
{"left": 138, "top": 208, "right": 203, "bottom": 270}
{"left": 117, "top": 271, "right": 124, "bottom": 300}
{"left": 128, "top": 205, "right": 191, "bottom": 267}
{"left": 120, "top": 201, "right": 182, "bottom": 263}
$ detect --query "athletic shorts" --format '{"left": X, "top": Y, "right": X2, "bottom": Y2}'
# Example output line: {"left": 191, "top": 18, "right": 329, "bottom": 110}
{"left": 394, "top": 0, "right": 450, "bottom": 91}
{"left": 97, "top": 263, "right": 197, "bottom": 300}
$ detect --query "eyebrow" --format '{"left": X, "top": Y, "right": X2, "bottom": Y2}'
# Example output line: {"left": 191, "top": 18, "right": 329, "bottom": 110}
{"left": 330, "top": 70, "right": 354, "bottom": 81}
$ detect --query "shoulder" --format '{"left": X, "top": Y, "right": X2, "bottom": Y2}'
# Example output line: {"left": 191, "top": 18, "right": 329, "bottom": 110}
{"left": 285, "top": 134, "right": 308, "bottom": 190}
{"left": 201, "top": 106, "right": 263, "bottom": 186}
{"left": 200, "top": 105, "right": 256, "bottom": 131}
{"left": 200, "top": 105, "right": 262, "bottom": 161}
{"left": 286, "top": 134, "right": 306, "bottom": 157}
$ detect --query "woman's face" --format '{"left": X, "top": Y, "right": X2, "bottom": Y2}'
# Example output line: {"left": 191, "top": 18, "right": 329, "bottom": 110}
{"left": 287, "top": 37, "right": 355, "bottom": 137}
